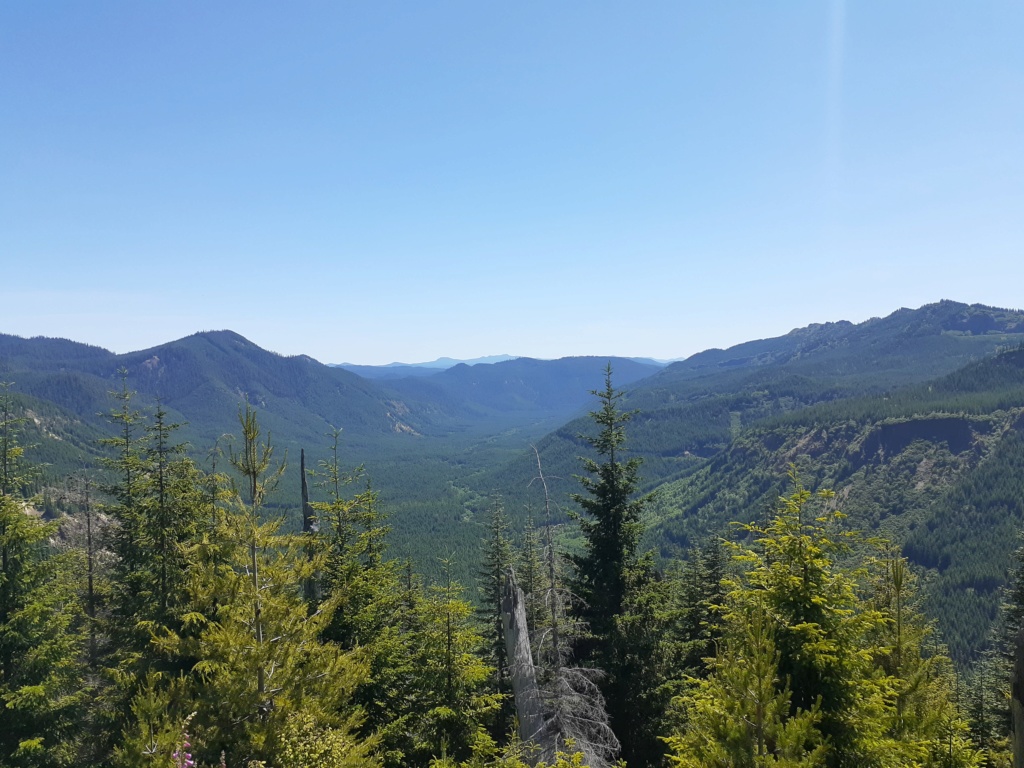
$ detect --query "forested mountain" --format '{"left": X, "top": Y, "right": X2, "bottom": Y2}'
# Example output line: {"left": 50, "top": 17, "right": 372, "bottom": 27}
{"left": 647, "top": 345, "right": 1024, "bottom": 660}
{"left": 0, "top": 333, "right": 658, "bottom": 455}
{"left": 3, "top": 300, "right": 1024, "bottom": 613}
{"left": 0, "top": 334, "right": 655, "bottom": 462}
{"left": 0, "top": 330, "right": 417, "bottom": 452}
{"left": 0, "top": 333, "right": 658, "bottom": 572}
{"left": 4, "top": 299, "right": 1024, "bottom": 767}
{"left": 384, "top": 356, "right": 661, "bottom": 428}
{"left": 471, "top": 301, "right": 1024, "bottom": 517}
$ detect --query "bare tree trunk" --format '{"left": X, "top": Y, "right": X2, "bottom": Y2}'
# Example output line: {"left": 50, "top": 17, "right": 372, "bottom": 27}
{"left": 301, "top": 449, "right": 313, "bottom": 534}
{"left": 502, "top": 568, "right": 553, "bottom": 760}
{"left": 300, "top": 449, "right": 317, "bottom": 603}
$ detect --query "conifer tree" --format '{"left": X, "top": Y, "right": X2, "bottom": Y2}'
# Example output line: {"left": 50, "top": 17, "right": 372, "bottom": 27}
{"left": 530, "top": 445, "right": 619, "bottom": 768}
{"left": 97, "top": 378, "right": 212, "bottom": 764}
{"left": 570, "top": 366, "right": 679, "bottom": 766}
{"left": 518, "top": 508, "right": 547, "bottom": 633}
{"left": 182, "top": 403, "right": 375, "bottom": 767}
{"left": 312, "top": 429, "right": 393, "bottom": 650}
{"left": 0, "top": 382, "right": 30, "bottom": 498}
{"left": 569, "top": 366, "right": 649, "bottom": 658}
{"left": 867, "top": 553, "right": 980, "bottom": 766}
{"left": 0, "top": 384, "right": 87, "bottom": 766}
{"left": 671, "top": 474, "right": 980, "bottom": 768}
{"left": 677, "top": 541, "right": 727, "bottom": 675}
{"left": 99, "top": 371, "right": 154, "bottom": 656}
{"left": 667, "top": 594, "right": 827, "bottom": 767}
{"left": 402, "top": 557, "right": 499, "bottom": 767}
{"left": 478, "top": 497, "right": 515, "bottom": 740}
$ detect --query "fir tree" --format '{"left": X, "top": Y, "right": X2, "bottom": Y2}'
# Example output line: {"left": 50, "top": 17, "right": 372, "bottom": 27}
{"left": 569, "top": 365, "right": 649, "bottom": 657}
{"left": 671, "top": 473, "right": 980, "bottom": 768}
{"left": 182, "top": 404, "right": 374, "bottom": 767}
{"left": 531, "top": 445, "right": 619, "bottom": 768}
{"left": 0, "top": 385, "right": 87, "bottom": 766}
{"left": 518, "top": 507, "right": 547, "bottom": 634}
{"left": 478, "top": 497, "right": 515, "bottom": 740}
{"left": 404, "top": 557, "right": 500, "bottom": 767}
{"left": 667, "top": 594, "right": 827, "bottom": 768}
{"left": 312, "top": 428, "right": 393, "bottom": 650}
{"left": 677, "top": 541, "right": 727, "bottom": 675}
{"left": 98, "top": 370, "right": 154, "bottom": 646}
{"left": 569, "top": 366, "right": 673, "bottom": 766}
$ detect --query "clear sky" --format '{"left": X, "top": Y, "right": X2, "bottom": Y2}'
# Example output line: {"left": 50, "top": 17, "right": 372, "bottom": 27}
{"left": 2, "top": 2, "right": 1021, "bottom": 365}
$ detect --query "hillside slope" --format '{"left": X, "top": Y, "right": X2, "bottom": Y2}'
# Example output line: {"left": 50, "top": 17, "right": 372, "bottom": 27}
{"left": 648, "top": 345, "right": 1024, "bottom": 660}
{"left": 473, "top": 301, "right": 1024, "bottom": 520}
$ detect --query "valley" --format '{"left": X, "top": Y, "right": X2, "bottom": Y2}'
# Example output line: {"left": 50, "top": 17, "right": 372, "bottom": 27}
{"left": 3, "top": 299, "right": 1024, "bottom": 660}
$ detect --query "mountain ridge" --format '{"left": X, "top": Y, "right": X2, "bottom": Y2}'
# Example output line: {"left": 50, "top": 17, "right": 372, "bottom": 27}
{"left": 5, "top": 299, "right": 1024, "bottom": 607}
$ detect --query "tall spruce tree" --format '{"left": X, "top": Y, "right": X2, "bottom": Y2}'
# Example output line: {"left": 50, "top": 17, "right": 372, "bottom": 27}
{"left": 527, "top": 445, "right": 619, "bottom": 768}
{"left": 569, "top": 366, "right": 671, "bottom": 766}
{"left": 478, "top": 497, "right": 515, "bottom": 741}
{"left": 99, "top": 370, "right": 153, "bottom": 639}
{"left": 677, "top": 541, "right": 727, "bottom": 675}
{"left": 569, "top": 365, "right": 648, "bottom": 655}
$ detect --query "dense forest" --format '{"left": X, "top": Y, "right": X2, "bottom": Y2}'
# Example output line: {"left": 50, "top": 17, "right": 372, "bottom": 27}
{"left": 0, "top": 375, "right": 1020, "bottom": 767}
{"left": 3, "top": 301, "right": 1024, "bottom": 766}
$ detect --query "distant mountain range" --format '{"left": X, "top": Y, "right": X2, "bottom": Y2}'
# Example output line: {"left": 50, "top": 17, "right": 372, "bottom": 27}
{"left": 332, "top": 354, "right": 521, "bottom": 379}
{"left": 333, "top": 354, "right": 671, "bottom": 379}
{"left": 4, "top": 299, "right": 1024, "bottom": 657}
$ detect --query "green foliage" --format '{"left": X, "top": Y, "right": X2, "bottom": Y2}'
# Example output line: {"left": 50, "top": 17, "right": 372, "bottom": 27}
{"left": 0, "top": 387, "right": 86, "bottom": 767}
{"left": 675, "top": 541, "right": 727, "bottom": 675}
{"left": 570, "top": 366, "right": 687, "bottom": 767}
{"left": 6, "top": 308, "right": 1024, "bottom": 765}
{"left": 477, "top": 498, "right": 515, "bottom": 739}
{"left": 517, "top": 508, "right": 547, "bottom": 633}
{"left": 275, "top": 710, "right": 380, "bottom": 768}
{"left": 667, "top": 595, "right": 828, "bottom": 768}
{"left": 569, "top": 366, "right": 649, "bottom": 651}
{"left": 651, "top": 344, "right": 1024, "bottom": 661}
{"left": 669, "top": 477, "right": 980, "bottom": 768}
{"left": 409, "top": 560, "right": 501, "bottom": 766}
{"left": 182, "top": 405, "right": 370, "bottom": 766}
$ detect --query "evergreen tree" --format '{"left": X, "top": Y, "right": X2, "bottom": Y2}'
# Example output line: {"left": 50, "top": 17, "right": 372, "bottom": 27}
{"left": 312, "top": 429, "right": 395, "bottom": 650}
{"left": 97, "top": 378, "right": 211, "bottom": 764}
{"left": 866, "top": 553, "right": 981, "bottom": 766}
{"left": 531, "top": 445, "right": 619, "bottom": 768}
{"left": 671, "top": 474, "right": 980, "bottom": 768}
{"left": 179, "top": 403, "right": 375, "bottom": 768}
{"left": 403, "top": 558, "right": 500, "bottom": 767}
{"left": 963, "top": 650, "right": 1008, "bottom": 766}
{"left": 570, "top": 366, "right": 676, "bottom": 766}
{"left": 677, "top": 541, "right": 727, "bottom": 676}
{"left": 667, "top": 594, "right": 827, "bottom": 768}
{"left": 0, "top": 384, "right": 87, "bottom": 766}
{"left": 518, "top": 507, "right": 547, "bottom": 634}
{"left": 478, "top": 497, "right": 515, "bottom": 740}
{"left": 0, "top": 382, "right": 31, "bottom": 498}
{"left": 98, "top": 371, "right": 154, "bottom": 654}
{"left": 569, "top": 366, "right": 649, "bottom": 658}
{"left": 614, "top": 556, "right": 690, "bottom": 766}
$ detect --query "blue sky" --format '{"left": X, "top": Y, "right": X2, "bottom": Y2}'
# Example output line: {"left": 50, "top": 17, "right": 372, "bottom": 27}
{"left": 2, "top": 2, "right": 1021, "bottom": 364}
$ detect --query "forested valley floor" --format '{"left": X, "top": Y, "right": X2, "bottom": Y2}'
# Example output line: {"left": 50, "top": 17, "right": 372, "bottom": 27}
{"left": 1, "top": 371, "right": 1022, "bottom": 768}
{"left": 3, "top": 301, "right": 1024, "bottom": 767}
